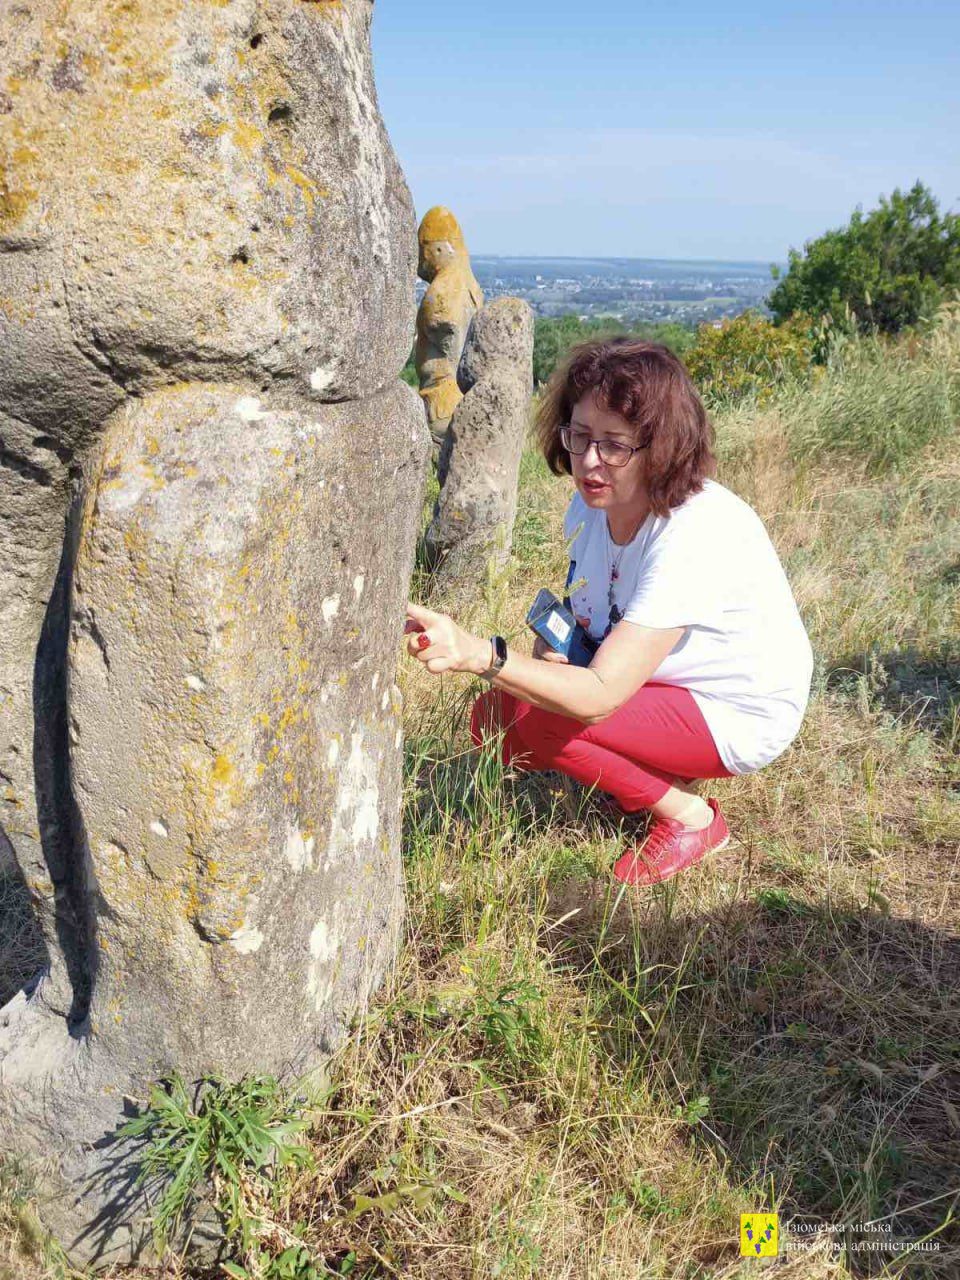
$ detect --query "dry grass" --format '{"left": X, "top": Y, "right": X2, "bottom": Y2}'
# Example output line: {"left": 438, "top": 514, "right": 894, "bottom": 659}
{"left": 2, "top": 319, "right": 959, "bottom": 1279}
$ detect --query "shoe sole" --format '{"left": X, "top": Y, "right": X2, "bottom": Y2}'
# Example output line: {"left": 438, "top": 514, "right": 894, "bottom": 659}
{"left": 703, "top": 834, "right": 731, "bottom": 862}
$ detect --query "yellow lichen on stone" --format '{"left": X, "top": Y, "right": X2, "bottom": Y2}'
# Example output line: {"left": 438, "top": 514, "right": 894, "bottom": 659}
{"left": 127, "top": 70, "right": 168, "bottom": 94}
{"left": 415, "top": 208, "right": 484, "bottom": 436}
{"left": 212, "top": 754, "right": 233, "bottom": 786}
{"left": 230, "top": 119, "right": 265, "bottom": 156}
{"left": 419, "top": 377, "right": 463, "bottom": 424}
{"left": 283, "top": 164, "right": 325, "bottom": 218}
{"left": 0, "top": 174, "right": 39, "bottom": 233}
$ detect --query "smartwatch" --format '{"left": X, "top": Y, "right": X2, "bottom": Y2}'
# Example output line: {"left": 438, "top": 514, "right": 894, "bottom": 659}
{"left": 479, "top": 635, "right": 507, "bottom": 682}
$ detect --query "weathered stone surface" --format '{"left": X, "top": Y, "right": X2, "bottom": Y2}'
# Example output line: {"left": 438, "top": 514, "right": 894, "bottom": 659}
{"left": 0, "top": 0, "right": 427, "bottom": 1265}
{"left": 1, "top": 0, "right": 420, "bottom": 993}
{"left": 425, "top": 299, "right": 534, "bottom": 590}
{"left": 0, "top": 379, "right": 429, "bottom": 1265}
{"left": 0, "top": 0, "right": 415, "bottom": 401}
{"left": 457, "top": 295, "right": 534, "bottom": 394}
{"left": 72, "top": 381, "right": 424, "bottom": 1080}
{"left": 414, "top": 206, "right": 483, "bottom": 451}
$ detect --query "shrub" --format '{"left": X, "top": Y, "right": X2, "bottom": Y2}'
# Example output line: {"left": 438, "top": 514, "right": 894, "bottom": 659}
{"left": 769, "top": 181, "right": 960, "bottom": 335}
{"left": 400, "top": 345, "right": 418, "bottom": 388}
{"left": 684, "top": 311, "right": 814, "bottom": 406}
{"left": 120, "top": 1073, "right": 313, "bottom": 1269}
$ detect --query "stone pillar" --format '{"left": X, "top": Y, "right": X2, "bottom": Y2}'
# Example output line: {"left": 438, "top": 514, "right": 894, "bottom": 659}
{"left": 424, "top": 298, "right": 534, "bottom": 595}
{"left": 0, "top": 0, "right": 428, "bottom": 1264}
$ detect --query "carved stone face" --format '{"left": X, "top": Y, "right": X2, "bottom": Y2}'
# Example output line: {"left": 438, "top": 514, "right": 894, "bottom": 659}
{"left": 417, "top": 238, "right": 458, "bottom": 282}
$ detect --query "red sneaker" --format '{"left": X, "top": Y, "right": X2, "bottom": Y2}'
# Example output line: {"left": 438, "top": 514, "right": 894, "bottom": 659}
{"left": 612, "top": 798, "right": 730, "bottom": 886}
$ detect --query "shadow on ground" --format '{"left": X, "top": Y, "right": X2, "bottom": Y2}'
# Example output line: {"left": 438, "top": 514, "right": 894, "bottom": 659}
{"left": 545, "top": 880, "right": 960, "bottom": 1278}
{"left": 404, "top": 715, "right": 958, "bottom": 1273}
{"left": 826, "top": 646, "right": 960, "bottom": 749}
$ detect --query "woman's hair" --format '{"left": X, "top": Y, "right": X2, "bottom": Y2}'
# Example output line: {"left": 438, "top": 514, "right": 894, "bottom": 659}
{"left": 534, "top": 338, "right": 718, "bottom": 517}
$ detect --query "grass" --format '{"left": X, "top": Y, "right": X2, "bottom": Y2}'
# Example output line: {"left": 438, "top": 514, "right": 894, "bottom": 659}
{"left": 2, "top": 312, "right": 959, "bottom": 1278}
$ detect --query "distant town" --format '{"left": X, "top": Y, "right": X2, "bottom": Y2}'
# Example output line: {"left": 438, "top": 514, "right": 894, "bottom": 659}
{"left": 427, "top": 256, "right": 783, "bottom": 327}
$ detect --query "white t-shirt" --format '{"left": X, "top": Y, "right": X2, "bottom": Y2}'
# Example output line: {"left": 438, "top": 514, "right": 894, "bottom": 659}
{"left": 562, "top": 479, "right": 814, "bottom": 775}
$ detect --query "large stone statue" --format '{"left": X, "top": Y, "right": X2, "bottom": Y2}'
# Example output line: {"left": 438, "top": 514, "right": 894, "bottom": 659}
{"left": 414, "top": 206, "right": 484, "bottom": 454}
{"left": 424, "top": 297, "right": 535, "bottom": 594}
{"left": 0, "top": 0, "right": 428, "bottom": 1265}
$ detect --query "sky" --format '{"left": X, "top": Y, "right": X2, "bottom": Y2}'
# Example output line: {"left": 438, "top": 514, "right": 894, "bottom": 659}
{"left": 371, "top": 0, "right": 960, "bottom": 263}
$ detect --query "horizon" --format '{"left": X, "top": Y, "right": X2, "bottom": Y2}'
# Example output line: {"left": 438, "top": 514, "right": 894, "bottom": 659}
{"left": 470, "top": 253, "right": 782, "bottom": 266}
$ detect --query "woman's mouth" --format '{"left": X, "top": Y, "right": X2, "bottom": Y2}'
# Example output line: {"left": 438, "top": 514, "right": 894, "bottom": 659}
{"left": 582, "top": 480, "right": 609, "bottom": 493}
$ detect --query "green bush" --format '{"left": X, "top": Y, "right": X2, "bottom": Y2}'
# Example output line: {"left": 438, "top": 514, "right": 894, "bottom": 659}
{"left": 400, "top": 345, "right": 418, "bottom": 388}
{"left": 769, "top": 181, "right": 960, "bottom": 335}
{"left": 684, "top": 311, "right": 814, "bottom": 406}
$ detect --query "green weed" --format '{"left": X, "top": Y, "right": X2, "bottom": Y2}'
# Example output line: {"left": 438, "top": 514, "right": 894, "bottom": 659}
{"left": 119, "top": 1073, "right": 313, "bottom": 1271}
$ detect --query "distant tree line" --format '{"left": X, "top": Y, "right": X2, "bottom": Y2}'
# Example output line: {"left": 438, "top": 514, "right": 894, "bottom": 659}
{"left": 532, "top": 316, "right": 695, "bottom": 387}
{"left": 401, "top": 315, "right": 695, "bottom": 391}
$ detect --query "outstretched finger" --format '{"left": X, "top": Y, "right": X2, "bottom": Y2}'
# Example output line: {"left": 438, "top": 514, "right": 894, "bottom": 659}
{"left": 406, "top": 601, "right": 445, "bottom": 627}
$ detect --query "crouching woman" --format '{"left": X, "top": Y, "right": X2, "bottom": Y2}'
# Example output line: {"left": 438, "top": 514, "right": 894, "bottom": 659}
{"left": 404, "top": 339, "right": 813, "bottom": 886}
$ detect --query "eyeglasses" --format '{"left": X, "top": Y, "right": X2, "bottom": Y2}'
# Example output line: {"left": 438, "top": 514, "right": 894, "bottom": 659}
{"left": 559, "top": 424, "right": 645, "bottom": 468}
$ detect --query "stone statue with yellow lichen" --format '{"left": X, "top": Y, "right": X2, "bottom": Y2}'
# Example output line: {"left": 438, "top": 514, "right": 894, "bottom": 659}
{"left": 414, "top": 206, "right": 484, "bottom": 455}
{"left": 0, "top": 0, "right": 428, "bottom": 1266}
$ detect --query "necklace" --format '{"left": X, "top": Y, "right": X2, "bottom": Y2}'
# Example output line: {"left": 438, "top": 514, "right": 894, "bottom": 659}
{"left": 607, "top": 539, "right": 629, "bottom": 612}
{"left": 605, "top": 509, "right": 648, "bottom": 612}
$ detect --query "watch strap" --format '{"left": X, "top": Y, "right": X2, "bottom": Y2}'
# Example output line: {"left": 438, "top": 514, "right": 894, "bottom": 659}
{"left": 480, "top": 635, "right": 507, "bottom": 681}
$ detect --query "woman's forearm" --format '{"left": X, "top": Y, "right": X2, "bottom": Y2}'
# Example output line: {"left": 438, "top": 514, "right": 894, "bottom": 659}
{"left": 464, "top": 637, "right": 607, "bottom": 723}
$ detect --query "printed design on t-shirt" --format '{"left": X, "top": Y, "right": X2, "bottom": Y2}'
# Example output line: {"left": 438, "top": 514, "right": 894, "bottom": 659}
{"left": 562, "top": 557, "right": 577, "bottom": 611}
{"left": 602, "top": 602, "right": 624, "bottom": 640}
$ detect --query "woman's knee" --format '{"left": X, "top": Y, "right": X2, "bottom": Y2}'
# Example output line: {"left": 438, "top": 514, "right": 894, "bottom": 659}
{"left": 511, "top": 706, "right": 582, "bottom": 766}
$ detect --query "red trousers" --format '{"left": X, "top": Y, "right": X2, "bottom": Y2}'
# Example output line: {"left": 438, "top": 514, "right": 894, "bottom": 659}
{"left": 469, "top": 681, "right": 735, "bottom": 812}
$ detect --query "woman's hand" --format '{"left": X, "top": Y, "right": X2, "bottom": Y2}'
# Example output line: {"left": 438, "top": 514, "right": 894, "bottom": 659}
{"left": 532, "top": 611, "right": 588, "bottom": 663}
{"left": 404, "top": 601, "right": 489, "bottom": 676}
{"left": 532, "top": 635, "right": 570, "bottom": 664}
